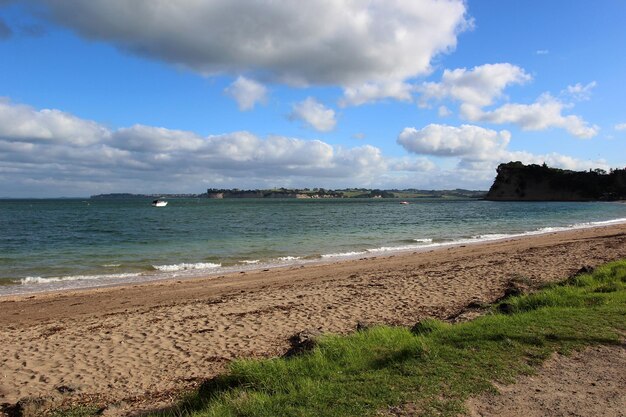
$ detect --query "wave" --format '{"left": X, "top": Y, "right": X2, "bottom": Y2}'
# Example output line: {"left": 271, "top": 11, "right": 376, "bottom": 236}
{"left": 276, "top": 256, "right": 302, "bottom": 261}
{"left": 20, "top": 272, "right": 142, "bottom": 285}
{"left": 315, "top": 217, "right": 626, "bottom": 260}
{"left": 10, "top": 216, "right": 626, "bottom": 293}
{"left": 321, "top": 250, "right": 367, "bottom": 259}
{"left": 152, "top": 262, "right": 221, "bottom": 272}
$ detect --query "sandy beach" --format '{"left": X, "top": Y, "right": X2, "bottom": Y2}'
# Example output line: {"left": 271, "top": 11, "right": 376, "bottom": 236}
{"left": 1, "top": 223, "right": 626, "bottom": 414}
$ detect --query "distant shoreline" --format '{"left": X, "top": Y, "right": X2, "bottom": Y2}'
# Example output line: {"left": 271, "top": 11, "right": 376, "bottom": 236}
{"left": 90, "top": 188, "right": 487, "bottom": 200}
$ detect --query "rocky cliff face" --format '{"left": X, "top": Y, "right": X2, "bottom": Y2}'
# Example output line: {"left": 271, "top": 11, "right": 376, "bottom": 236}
{"left": 486, "top": 162, "right": 626, "bottom": 201}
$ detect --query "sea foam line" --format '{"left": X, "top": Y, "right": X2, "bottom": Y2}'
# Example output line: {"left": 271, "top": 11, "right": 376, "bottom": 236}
{"left": 315, "top": 217, "right": 626, "bottom": 260}
{"left": 152, "top": 262, "right": 221, "bottom": 272}
{"left": 20, "top": 272, "right": 142, "bottom": 285}
{"left": 14, "top": 216, "right": 626, "bottom": 289}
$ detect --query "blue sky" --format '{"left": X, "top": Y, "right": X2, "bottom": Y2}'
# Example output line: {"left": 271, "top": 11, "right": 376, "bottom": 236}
{"left": 0, "top": 0, "right": 625, "bottom": 197}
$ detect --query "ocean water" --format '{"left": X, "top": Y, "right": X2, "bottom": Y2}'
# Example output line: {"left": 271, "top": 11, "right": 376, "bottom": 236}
{"left": 1, "top": 198, "right": 625, "bottom": 296}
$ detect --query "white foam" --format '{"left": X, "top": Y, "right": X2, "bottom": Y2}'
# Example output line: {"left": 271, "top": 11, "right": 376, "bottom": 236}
{"left": 369, "top": 245, "right": 421, "bottom": 253}
{"left": 152, "top": 262, "right": 221, "bottom": 272}
{"left": 413, "top": 238, "right": 433, "bottom": 243}
{"left": 20, "top": 272, "right": 141, "bottom": 285}
{"left": 572, "top": 217, "right": 626, "bottom": 228}
{"left": 101, "top": 263, "right": 121, "bottom": 267}
{"left": 321, "top": 251, "right": 367, "bottom": 259}
{"left": 277, "top": 256, "right": 302, "bottom": 261}
{"left": 240, "top": 260, "right": 260, "bottom": 265}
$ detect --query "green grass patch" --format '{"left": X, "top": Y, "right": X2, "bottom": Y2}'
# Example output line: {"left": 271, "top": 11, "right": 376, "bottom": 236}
{"left": 143, "top": 260, "right": 626, "bottom": 417}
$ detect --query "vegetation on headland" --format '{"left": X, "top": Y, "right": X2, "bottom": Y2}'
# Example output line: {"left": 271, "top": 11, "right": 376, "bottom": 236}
{"left": 90, "top": 188, "right": 486, "bottom": 200}
{"left": 486, "top": 161, "right": 626, "bottom": 201}
{"left": 136, "top": 260, "right": 626, "bottom": 417}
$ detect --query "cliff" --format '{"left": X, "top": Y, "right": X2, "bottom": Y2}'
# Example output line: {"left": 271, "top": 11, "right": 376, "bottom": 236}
{"left": 485, "top": 162, "right": 626, "bottom": 201}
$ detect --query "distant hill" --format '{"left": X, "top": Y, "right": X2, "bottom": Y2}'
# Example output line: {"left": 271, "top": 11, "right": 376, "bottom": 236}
{"left": 91, "top": 189, "right": 487, "bottom": 200}
{"left": 206, "top": 188, "right": 486, "bottom": 199}
{"left": 486, "top": 162, "right": 626, "bottom": 201}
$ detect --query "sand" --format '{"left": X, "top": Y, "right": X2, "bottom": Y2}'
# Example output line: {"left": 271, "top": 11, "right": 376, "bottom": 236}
{"left": 1, "top": 223, "right": 626, "bottom": 414}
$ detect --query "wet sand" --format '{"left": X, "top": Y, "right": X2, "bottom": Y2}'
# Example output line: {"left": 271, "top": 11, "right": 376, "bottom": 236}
{"left": 1, "top": 223, "right": 626, "bottom": 413}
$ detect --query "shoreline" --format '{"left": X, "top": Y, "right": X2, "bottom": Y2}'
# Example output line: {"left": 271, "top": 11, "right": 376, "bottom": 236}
{"left": 4, "top": 215, "right": 626, "bottom": 298}
{"left": 1, "top": 223, "right": 626, "bottom": 412}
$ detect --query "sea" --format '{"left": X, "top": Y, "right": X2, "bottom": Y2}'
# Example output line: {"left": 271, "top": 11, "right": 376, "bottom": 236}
{"left": 1, "top": 198, "right": 625, "bottom": 296}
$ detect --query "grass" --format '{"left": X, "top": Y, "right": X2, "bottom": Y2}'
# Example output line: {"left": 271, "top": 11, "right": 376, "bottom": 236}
{"left": 147, "top": 260, "right": 626, "bottom": 417}
{"left": 49, "top": 260, "right": 626, "bottom": 417}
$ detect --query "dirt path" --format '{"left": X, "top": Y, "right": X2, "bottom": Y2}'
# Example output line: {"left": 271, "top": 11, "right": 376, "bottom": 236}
{"left": 466, "top": 342, "right": 626, "bottom": 417}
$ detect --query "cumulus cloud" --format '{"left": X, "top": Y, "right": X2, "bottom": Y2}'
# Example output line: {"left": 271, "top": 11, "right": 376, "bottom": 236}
{"left": 224, "top": 76, "right": 268, "bottom": 111}
{"left": 461, "top": 94, "right": 599, "bottom": 139}
{"left": 506, "top": 151, "right": 609, "bottom": 172}
{"left": 0, "top": 98, "right": 392, "bottom": 196}
{"left": 1, "top": 98, "right": 613, "bottom": 197}
{"left": 397, "top": 124, "right": 511, "bottom": 160}
{"left": 418, "top": 63, "right": 531, "bottom": 108}
{"left": 562, "top": 81, "right": 596, "bottom": 102}
{"left": 418, "top": 64, "right": 598, "bottom": 139}
{"left": 396, "top": 123, "right": 609, "bottom": 187}
{"left": 30, "top": 0, "right": 469, "bottom": 102}
{"left": 289, "top": 97, "right": 337, "bottom": 132}
{"left": 0, "top": 98, "right": 110, "bottom": 146}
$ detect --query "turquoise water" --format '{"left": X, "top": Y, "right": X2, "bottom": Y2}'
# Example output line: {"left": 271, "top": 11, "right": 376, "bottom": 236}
{"left": 1, "top": 198, "right": 625, "bottom": 295}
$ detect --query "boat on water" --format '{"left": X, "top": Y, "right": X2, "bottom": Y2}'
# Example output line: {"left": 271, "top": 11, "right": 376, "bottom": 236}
{"left": 400, "top": 201, "right": 410, "bottom": 205}
{"left": 151, "top": 199, "right": 168, "bottom": 207}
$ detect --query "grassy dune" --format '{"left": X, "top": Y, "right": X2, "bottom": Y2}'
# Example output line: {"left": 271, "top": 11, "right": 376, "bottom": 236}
{"left": 153, "top": 260, "right": 626, "bottom": 417}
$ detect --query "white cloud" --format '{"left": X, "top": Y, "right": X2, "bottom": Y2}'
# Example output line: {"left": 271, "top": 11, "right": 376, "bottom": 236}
{"left": 417, "top": 64, "right": 598, "bottom": 139}
{"left": 418, "top": 63, "right": 531, "bottom": 108}
{"left": 32, "top": 0, "right": 469, "bottom": 103}
{"left": 224, "top": 76, "right": 268, "bottom": 111}
{"left": 461, "top": 94, "right": 599, "bottom": 139}
{"left": 397, "top": 124, "right": 511, "bottom": 160}
{"left": 111, "top": 125, "right": 204, "bottom": 153}
{"left": 1, "top": 99, "right": 614, "bottom": 197}
{"left": 536, "top": 49, "right": 549, "bottom": 55}
{"left": 0, "top": 98, "right": 110, "bottom": 146}
{"left": 614, "top": 123, "right": 626, "bottom": 131}
{"left": 562, "top": 81, "right": 596, "bottom": 102}
{"left": 289, "top": 97, "right": 337, "bottom": 132}
{"left": 0, "top": 98, "right": 392, "bottom": 196}
{"left": 506, "top": 151, "right": 609, "bottom": 172}
{"left": 396, "top": 123, "right": 609, "bottom": 186}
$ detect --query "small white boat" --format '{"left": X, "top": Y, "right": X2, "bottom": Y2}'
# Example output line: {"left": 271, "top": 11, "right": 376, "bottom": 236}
{"left": 152, "top": 199, "right": 168, "bottom": 207}
{"left": 400, "top": 201, "right": 410, "bottom": 205}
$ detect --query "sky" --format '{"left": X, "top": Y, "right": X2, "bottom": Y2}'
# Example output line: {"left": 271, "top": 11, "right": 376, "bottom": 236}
{"left": 0, "top": 0, "right": 625, "bottom": 197}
